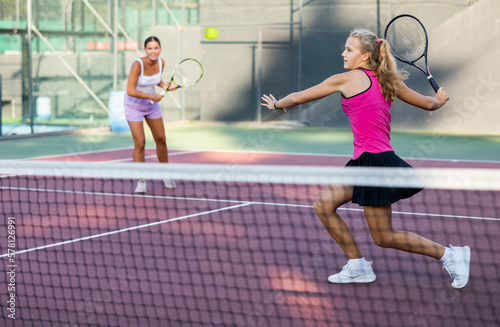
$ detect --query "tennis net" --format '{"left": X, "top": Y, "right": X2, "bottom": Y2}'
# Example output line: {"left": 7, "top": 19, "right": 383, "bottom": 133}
{"left": 1, "top": 160, "right": 499, "bottom": 327}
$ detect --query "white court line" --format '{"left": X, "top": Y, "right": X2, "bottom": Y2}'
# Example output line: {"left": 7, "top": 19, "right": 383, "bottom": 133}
{"left": 0, "top": 149, "right": 204, "bottom": 177}
{"left": 31, "top": 148, "right": 202, "bottom": 162}
{"left": 0, "top": 202, "right": 252, "bottom": 258}
{"left": 27, "top": 147, "right": 500, "bottom": 164}
{"left": 338, "top": 207, "right": 500, "bottom": 221}
{"left": 2, "top": 185, "right": 499, "bottom": 222}
{"left": 101, "top": 149, "right": 204, "bottom": 163}
{"left": 30, "top": 147, "right": 132, "bottom": 160}
{"left": 0, "top": 185, "right": 252, "bottom": 204}
{"left": 0, "top": 174, "right": 21, "bottom": 179}
{"left": 160, "top": 148, "right": 500, "bottom": 164}
{"left": 0, "top": 185, "right": 498, "bottom": 258}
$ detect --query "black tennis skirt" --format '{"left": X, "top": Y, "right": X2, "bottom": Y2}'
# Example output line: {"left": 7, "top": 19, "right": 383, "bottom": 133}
{"left": 345, "top": 151, "right": 423, "bottom": 206}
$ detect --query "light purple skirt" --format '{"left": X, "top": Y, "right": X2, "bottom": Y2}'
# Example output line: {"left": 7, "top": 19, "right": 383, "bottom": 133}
{"left": 124, "top": 93, "right": 162, "bottom": 122}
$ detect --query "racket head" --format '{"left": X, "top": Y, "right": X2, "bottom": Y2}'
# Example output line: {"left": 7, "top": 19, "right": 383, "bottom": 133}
{"left": 171, "top": 58, "right": 203, "bottom": 88}
{"left": 384, "top": 14, "right": 428, "bottom": 64}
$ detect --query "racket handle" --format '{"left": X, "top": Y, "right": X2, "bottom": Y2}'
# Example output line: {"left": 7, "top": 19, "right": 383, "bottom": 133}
{"left": 427, "top": 76, "right": 440, "bottom": 93}
{"left": 149, "top": 90, "right": 167, "bottom": 104}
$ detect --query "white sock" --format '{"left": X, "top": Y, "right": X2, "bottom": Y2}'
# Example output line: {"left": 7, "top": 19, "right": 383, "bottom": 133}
{"left": 349, "top": 257, "right": 367, "bottom": 268}
{"left": 439, "top": 247, "right": 454, "bottom": 263}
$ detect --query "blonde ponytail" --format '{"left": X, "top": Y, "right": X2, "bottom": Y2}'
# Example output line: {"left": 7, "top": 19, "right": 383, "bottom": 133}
{"left": 349, "top": 28, "right": 408, "bottom": 102}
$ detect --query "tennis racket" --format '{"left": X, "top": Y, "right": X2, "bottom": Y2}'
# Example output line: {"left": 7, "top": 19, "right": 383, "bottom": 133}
{"left": 150, "top": 58, "right": 203, "bottom": 104}
{"left": 384, "top": 14, "right": 439, "bottom": 92}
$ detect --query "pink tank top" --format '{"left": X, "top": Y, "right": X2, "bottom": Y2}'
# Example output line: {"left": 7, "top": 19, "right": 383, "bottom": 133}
{"left": 341, "top": 69, "right": 393, "bottom": 159}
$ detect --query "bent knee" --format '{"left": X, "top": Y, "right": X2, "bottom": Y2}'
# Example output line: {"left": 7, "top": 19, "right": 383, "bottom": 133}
{"left": 373, "top": 239, "right": 392, "bottom": 248}
{"left": 313, "top": 198, "right": 340, "bottom": 216}
{"left": 313, "top": 199, "right": 323, "bottom": 215}
{"left": 371, "top": 232, "right": 395, "bottom": 248}
{"left": 313, "top": 198, "right": 328, "bottom": 214}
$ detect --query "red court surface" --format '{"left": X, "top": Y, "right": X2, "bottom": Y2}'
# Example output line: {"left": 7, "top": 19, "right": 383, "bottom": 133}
{"left": 1, "top": 149, "right": 499, "bottom": 326}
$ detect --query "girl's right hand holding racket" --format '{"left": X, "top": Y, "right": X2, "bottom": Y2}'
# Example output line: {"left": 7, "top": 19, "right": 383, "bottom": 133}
{"left": 435, "top": 87, "right": 449, "bottom": 107}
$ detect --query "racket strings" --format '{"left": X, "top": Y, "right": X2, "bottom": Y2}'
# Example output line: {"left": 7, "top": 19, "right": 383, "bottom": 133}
{"left": 173, "top": 60, "right": 203, "bottom": 87}
{"left": 386, "top": 18, "right": 426, "bottom": 62}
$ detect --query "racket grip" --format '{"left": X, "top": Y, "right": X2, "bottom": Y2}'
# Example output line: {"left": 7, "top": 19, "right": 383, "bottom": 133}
{"left": 149, "top": 90, "right": 167, "bottom": 104}
{"left": 427, "top": 76, "right": 440, "bottom": 93}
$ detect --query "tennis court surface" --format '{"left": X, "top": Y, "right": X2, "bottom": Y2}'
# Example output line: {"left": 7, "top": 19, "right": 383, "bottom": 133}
{"left": 1, "top": 146, "right": 499, "bottom": 326}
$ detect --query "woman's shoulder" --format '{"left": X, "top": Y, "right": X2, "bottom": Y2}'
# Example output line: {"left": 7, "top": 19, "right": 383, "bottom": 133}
{"left": 328, "top": 69, "right": 360, "bottom": 80}
{"left": 129, "top": 58, "right": 144, "bottom": 74}
{"left": 339, "top": 69, "right": 372, "bottom": 98}
{"left": 132, "top": 58, "right": 145, "bottom": 66}
{"left": 341, "top": 68, "right": 370, "bottom": 77}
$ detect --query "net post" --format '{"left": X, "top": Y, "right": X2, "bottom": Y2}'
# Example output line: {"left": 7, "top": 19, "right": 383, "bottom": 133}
{"left": 26, "top": 0, "right": 34, "bottom": 134}
{"left": 113, "top": 0, "right": 118, "bottom": 91}
{"left": 377, "top": 0, "right": 381, "bottom": 37}
{"left": 257, "top": 26, "right": 263, "bottom": 123}
{"left": 298, "top": 0, "right": 304, "bottom": 123}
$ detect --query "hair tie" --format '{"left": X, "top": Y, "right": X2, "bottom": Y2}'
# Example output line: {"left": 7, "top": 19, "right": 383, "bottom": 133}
{"left": 377, "top": 38, "right": 381, "bottom": 44}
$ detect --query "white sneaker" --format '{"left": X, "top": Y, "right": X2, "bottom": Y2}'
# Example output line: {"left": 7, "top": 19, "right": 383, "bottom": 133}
{"left": 134, "top": 179, "right": 147, "bottom": 193}
{"left": 164, "top": 179, "right": 176, "bottom": 189}
{"left": 443, "top": 245, "right": 471, "bottom": 289}
{"left": 328, "top": 261, "right": 376, "bottom": 284}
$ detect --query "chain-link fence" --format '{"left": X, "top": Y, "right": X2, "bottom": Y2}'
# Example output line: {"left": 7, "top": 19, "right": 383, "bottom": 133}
{"left": 197, "top": 0, "right": 478, "bottom": 124}
{"left": 0, "top": 0, "right": 482, "bottom": 135}
{"left": 0, "top": 0, "right": 199, "bottom": 135}
{"left": 292, "top": 0, "right": 478, "bottom": 127}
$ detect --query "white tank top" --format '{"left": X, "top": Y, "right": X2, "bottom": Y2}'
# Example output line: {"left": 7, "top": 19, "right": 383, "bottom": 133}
{"left": 133, "top": 58, "right": 162, "bottom": 94}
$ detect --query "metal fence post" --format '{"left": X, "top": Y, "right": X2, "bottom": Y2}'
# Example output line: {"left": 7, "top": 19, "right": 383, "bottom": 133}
{"left": 0, "top": 74, "right": 3, "bottom": 136}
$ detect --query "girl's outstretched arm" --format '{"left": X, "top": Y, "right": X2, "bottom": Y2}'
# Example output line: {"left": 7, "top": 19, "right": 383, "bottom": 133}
{"left": 261, "top": 71, "right": 354, "bottom": 110}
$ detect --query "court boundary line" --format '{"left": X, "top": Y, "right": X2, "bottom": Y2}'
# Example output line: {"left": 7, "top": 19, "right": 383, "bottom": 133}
{"left": 1, "top": 184, "right": 497, "bottom": 259}
{"left": 28, "top": 147, "right": 500, "bottom": 164}
{"left": 2, "top": 185, "right": 498, "bottom": 221}
{"left": 101, "top": 150, "right": 204, "bottom": 163}
{"left": 30, "top": 146, "right": 132, "bottom": 160}
{"left": 30, "top": 147, "right": 202, "bottom": 160}
{"left": 164, "top": 148, "right": 500, "bottom": 164}
{"left": 0, "top": 202, "right": 253, "bottom": 258}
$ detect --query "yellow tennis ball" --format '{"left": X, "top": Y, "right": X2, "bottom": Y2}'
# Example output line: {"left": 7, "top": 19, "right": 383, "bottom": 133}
{"left": 204, "top": 27, "right": 219, "bottom": 40}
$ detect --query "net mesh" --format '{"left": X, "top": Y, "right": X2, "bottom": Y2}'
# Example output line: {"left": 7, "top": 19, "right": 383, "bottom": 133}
{"left": 385, "top": 15, "right": 427, "bottom": 62}
{"left": 1, "top": 160, "right": 499, "bottom": 326}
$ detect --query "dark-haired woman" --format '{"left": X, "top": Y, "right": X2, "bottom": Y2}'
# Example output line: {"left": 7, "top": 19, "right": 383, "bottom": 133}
{"left": 125, "top": 36, "right": 177, "bottom": 193}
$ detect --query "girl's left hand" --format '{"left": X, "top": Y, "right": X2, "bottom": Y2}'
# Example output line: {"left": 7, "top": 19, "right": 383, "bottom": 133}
{"left": 261, "top": 94, "right": 286, "bottom": 113}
